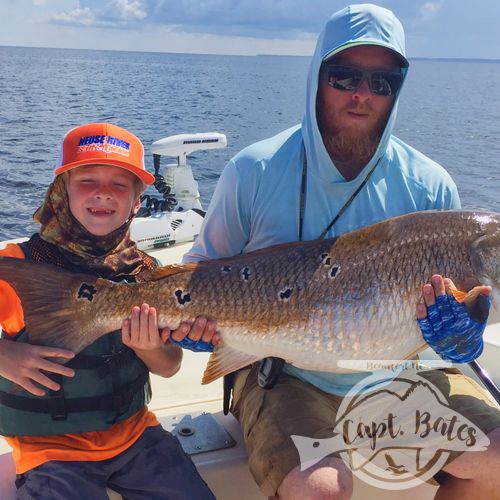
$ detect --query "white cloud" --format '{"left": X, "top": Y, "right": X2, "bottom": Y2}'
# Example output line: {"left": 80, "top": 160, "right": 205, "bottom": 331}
{"left": 49, "top": 0, "right": 147, "bottom": 28}
{"left": 45, "top": 0, "right": 340, "bottom": 35}
{"left": 50, "top": 7, "right": 99, "bottom": 27}
{"left": 417, "top": 1, "right": 444, "bottom": 23}
{"left": 111, "top": 0, "right": 146, "bottom": 21}
{"left": 44, "top": 1, "right": 450, "bottom": 39}
{"left": 5, "top": 0, "right": 497, "bottom": 59}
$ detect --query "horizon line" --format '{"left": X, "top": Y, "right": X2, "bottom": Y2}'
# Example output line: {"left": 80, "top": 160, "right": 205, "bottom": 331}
{"left": 1, "top": 43, "right": 499, "bottom": 63}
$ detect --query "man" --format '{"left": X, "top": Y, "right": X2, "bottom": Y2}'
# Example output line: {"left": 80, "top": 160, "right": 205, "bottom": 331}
{"left": 185, "top": 4, "right": 500, "bottom": 499}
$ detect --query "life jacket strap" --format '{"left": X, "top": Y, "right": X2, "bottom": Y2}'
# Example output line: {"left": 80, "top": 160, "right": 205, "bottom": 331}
{"left": 0, "top": 370, "right": 149, "bottom": 416}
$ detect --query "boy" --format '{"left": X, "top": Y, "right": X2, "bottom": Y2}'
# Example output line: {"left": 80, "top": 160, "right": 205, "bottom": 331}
{"left": 0, "top": 122, "right": 217, "bottom": 499}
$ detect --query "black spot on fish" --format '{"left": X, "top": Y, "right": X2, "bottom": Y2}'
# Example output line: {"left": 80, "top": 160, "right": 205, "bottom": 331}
{"left": 175, "top": 289, "right": 192, "bottom": 306}
{"left": 329, "top": 265, "right": 340, "bottom": 278}
{"left": 313, "top": 441, "right": 320, "bottom": 448}
{"left": 221, "top": 265, "right": 231, "bottom": 273}
{"left": 241, "top": 267, "right": 251, "bottom": 281}
{"left": 320, "top": 253, "right": 332, "bottom": 266}
{"left": 279, "top": 288, "right": 293, "bottom": 300}
{"left": 77, "top": 283, "right": 96, "bottom": 302}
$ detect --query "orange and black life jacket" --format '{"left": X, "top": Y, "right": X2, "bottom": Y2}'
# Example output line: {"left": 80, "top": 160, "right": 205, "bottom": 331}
{"left": 0, "top": 235, "right": 153, "bottom": 436}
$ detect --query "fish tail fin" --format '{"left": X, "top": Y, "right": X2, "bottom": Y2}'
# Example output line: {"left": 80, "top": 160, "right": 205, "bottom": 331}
{"left": 201, "top": 344, "right": 261, "bottom": 384}
{"left": 0, "top": 257, "right": 113, "bottom": 354}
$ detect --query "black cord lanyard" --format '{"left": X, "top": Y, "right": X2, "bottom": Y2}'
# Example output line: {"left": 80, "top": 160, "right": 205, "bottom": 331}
{"left": 298, "top": 149, "right": 381, "bottom": 241}
{"left": 257, "top": 148, "right": 381, "bottom": 392}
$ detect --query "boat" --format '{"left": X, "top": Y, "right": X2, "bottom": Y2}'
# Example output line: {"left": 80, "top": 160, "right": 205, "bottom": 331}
{"left": 0, "top": 133, "right": 498, "bottom": 499}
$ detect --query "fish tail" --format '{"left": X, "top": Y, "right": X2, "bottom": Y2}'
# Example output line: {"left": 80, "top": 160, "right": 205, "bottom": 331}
{"left": 0, "top": 257, "right": 113, "bottom": 355}
{"left": 201, "top": 344, "right": 261, "bottom": 384}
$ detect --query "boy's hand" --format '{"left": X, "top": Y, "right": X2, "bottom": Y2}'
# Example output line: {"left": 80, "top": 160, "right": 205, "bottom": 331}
{"left": 121, "top": 303, "right": 170, "bottom": 352}
{"left": 0, "top": 339, "right": 75, "bottom": 396}
{"left": 121, "top": 306, "right": 220, "bottom": 377}
{"left": 416, "top": 274, "right": 490, "bottom": 363}
{"left": 170, "top": 316, "right": 220, "bottom": 352}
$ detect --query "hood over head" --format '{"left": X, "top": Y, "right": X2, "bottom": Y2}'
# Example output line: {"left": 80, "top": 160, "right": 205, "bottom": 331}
{"left": 302, "top": 4, "right": 409, "bottom": 183}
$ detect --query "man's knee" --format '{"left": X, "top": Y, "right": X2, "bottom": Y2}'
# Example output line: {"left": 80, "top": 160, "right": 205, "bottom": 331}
{"left": 443, "top": 427, "right": 500, "bottom": 479}
{"left": 436, "top": 429, "right": 500, "bottom": 500}
{"left": 276, "top": 457, "right": 353, "bottom": 500}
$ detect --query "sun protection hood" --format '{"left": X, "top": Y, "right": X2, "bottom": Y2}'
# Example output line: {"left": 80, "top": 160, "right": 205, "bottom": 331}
{"left": 302, "top": 4, "right": 409, "bottom": 183}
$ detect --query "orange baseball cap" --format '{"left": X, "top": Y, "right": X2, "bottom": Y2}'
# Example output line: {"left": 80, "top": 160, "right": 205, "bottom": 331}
{"left": 54, "top": 122, "right": 155, "bottom": 185}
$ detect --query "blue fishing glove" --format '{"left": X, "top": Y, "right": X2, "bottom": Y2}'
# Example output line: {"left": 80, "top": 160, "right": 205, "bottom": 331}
{"left": 170, "top": 336, "right": 214, "bottom": 353}
{"left": 417, "top": 293, "right": 490, "bottom": 363}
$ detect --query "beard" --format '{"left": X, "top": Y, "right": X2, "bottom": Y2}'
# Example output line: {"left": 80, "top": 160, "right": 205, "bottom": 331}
{"left": 317, "top": 101, "right": 392, "bottom": 167}
{"left": 322, "top": 128, "right": 381, "bottom": 165}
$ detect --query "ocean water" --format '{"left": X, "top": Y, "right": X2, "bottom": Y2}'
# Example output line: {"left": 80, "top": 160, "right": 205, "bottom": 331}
{"left": 0, "top": 46, "right": 499, "bottom": 240}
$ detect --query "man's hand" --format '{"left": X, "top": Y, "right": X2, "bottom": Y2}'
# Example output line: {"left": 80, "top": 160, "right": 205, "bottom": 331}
{"left": 170, "top": 316, "right": 220, "bottom": 353}
{"left": 416, "top": 274, "right": 491, "bottom": 363}
{"left": 0, "top": 339, "right": 75, "bottom": 396}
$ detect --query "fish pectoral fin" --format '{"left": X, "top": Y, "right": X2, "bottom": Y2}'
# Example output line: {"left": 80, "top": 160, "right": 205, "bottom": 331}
{"left": 201, "top": 345, "right": 261, "bottom": 384}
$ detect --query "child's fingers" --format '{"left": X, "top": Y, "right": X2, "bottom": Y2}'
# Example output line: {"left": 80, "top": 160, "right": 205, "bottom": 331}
{"left": 139, "top": 304, "right": 150, "bottom": 342}
{"left": 18, "top": 379, "right": 46, "bottom": 397}
{"left": 37, "top": 357, "right": 75, "bottom": 378}
{"left": 30, "top": 370, "right": 63, "bottom": 392}
{"left": 122, "top": 318, "right": 131, "bottom": 344}
{"left": 129, "top": 306, "right": 141, "bottom": 343}
{"left": 36, "top": 347, "right": 75, "bottom": 360}
{"left": 147, "top": 307, "right": 158, "bottom": 344}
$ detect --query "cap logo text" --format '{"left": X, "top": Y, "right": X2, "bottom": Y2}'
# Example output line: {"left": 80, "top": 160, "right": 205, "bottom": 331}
{"left": 77, "top": 135, "right": 130, "bottom": 157}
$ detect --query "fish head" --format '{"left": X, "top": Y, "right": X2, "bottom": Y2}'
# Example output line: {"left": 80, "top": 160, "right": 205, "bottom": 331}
{"left": 470, "top": 213, "right": 500, "bottom": 323}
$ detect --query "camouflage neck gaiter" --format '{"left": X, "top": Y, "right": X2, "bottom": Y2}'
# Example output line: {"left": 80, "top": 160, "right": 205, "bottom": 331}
{"left": 33, "top": 175, "right": 146, "bottom": 279}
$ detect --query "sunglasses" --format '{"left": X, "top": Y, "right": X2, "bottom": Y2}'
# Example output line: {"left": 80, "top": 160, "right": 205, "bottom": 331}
{"left": 322, "top": 64, "right": 403, "bottom": 97}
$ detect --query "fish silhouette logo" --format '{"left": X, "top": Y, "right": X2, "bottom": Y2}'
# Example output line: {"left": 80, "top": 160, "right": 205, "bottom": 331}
{"left": 291, "top": 368, "right": 490, "bottom": 490}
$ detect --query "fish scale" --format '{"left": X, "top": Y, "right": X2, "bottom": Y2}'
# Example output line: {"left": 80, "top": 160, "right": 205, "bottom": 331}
{"left": 0, "top": 210, "right": 499, "bottom": 383}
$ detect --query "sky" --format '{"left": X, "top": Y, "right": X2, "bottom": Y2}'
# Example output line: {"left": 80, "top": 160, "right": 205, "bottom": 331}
{"left": 0, "top": 0, "right": 499, "bottom": 59}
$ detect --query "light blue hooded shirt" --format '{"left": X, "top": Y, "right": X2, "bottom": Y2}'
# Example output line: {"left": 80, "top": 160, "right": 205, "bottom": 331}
{"left": 184, "top": 4, "right": 460, "bottom": 395}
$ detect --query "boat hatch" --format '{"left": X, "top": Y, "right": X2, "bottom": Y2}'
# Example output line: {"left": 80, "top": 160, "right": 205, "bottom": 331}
{"left": 165, "top": 411, "right": 236, "bottom": 455}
